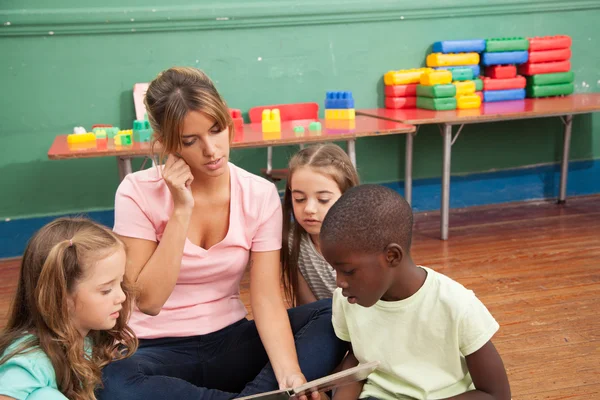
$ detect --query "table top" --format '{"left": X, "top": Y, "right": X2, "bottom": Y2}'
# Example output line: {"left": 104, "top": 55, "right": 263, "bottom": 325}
{"left": 357, "top": 93, "right": 600, "bottom": 125}
{"left": 47, "top": 116, "right": 415, "bottom": 160}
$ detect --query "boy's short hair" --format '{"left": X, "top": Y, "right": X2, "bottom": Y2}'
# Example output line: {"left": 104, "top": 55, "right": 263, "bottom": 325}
{"left": 321, "top": 184, "right": 413, "bottom": 253}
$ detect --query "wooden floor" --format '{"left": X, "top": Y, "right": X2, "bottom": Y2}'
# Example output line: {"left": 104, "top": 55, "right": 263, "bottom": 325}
{"left": 1, "top": 195, "right": 599, "bottom": 399}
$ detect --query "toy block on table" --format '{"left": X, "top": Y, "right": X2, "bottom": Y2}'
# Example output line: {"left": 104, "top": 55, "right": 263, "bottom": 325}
{"left": 483, "top": 76, "right": 526, "bottom": 91}
{"left": 133, "top": 119, "right": 153, "bottom": 142}
{"left": 384, "top": 68, "right": 432, "bottom": 85}
{"left": 114, "top": 130, "right": 133, "bottom": 146}
{"left": 420, "top": 70, "right": 453, "bottom": 86}
{"left": 261, "top": 109, "right": 281, "bottom": 133}
{"left": 436, "top": 65, "right": 481, "bottom": 78}
{"left": 474, "top": 92, "right": 483, "bottom": 102}
{"left": 432, "top": 39, "right": 486, "bottom": 54}
{"left": 67, "top": 132, "right": 96, "bottom": 144}
{"left": 518, "top": 60, "right": 570, "bottom": 76}
{"left": 308, "top": 122, "right": 322, "bottom": 132}
{"left": 416, "top": 84, "right": 456, "bottom": 98}
{"left": 457, "top": 94, "right": 482, "bottom": 109}
{"left": 526, "top": 71, "right": 574, "bottom": 86}
{"left": 324, "top": 91, "right": 355, "bottom": 109}
{"left": 385, "top": 96, "right": 417, "bottom": 109}
{"left": 73, "top": 126, "right": 86, "bottom": 134}
{"left": 454, "top": 81, "right": 476, "bottom": 96}
{"left": 416, "top": 97, "right": 457, "bottom": 111}
{"left": 293, "top": 126, "right": 305, "bottom": 135}
{"left": 93, "top": 126, "right": 119, "bottom": 138}
{"left": 483, "top": 89, "right": 526, "bottom": 102}
{"left": 446, "top": 67, "right": 474, "bottom": 82}
{"left": 481, "top": 51, "right": 529, "bottom": 66}
{"left": 94, "top": 129, "right": 107, "bottom": 139}
{"left": 426, "top": 52, "right": 480, "bottom": 67}
{"left": 229, "top": 108, "right": 244, "bottom": 133}
{"left": 526, "top": 83, "right": 574, "bottom": 98}
{"left": 325, "top": 119, "right": 356, "bottom": 130}
{"left": 528, "top": 48, "right": 571, "bottom": 64}
{"left": 385, "top": 84, "right": 417, "bottom": 97}
{"left": 474, "top": 78, "right": 483, "bottom": 91}
{"left": 325, "top": 109, "right": 356, "bottom": 119}
{"left": 485, "top": 65, "right": 517, "bottom": 79}
{"left": 528, "top": 35, "right": 572, "bottom": 51}
{"left": 485, "top": 37, "right": 529, "bottom": 52}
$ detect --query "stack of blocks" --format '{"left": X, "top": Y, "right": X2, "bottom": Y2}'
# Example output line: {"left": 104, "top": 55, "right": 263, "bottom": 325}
{"left": 324, "top": 92, "right": 355, "bottom": 119}
{"left": 416, "top": 70, "right": 457, "bottom": 111}
{"left": 480, "top": 37, "right": 529, "bottom": 102}
{"left": 133, "top": 120, "right": 153, "bottom": 143}
{"left": 427, "top": 40, "right": 484, "bottom": 109}
{"left": 521, "top": 35, "right": 574, "bottom": 98}
{"left": 261, "top": 109, "right": 281, "bottom": 139}
{"left": 383, "top": 68, "right": 431, "bottom": 109}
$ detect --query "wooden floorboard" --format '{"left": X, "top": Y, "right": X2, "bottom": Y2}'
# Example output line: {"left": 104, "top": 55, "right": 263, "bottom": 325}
{"left": 1, "top": 195, "right": 599, "bottom": 400}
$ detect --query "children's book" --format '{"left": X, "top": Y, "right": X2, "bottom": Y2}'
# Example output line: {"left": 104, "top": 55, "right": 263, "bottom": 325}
{"left": 237, "top": 361, "right": 379, "bottom": 400}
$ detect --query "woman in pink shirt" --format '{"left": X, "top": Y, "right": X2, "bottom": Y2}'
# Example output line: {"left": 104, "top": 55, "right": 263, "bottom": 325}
{"left": 97, "top": 67, "right": 346, "bottom": 400}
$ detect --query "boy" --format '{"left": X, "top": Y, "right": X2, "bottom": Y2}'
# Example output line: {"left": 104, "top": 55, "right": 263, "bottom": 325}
{"left": 320, "top": 184, "right": 511, "bottom": 400}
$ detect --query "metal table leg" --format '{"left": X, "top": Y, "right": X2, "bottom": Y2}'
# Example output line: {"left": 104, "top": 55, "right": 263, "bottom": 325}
{"left": 347, "top": 139, "right": 356, "bottom": 167}
{"left": 441, "top": 124, "right": 452, "bottom": 240}
{"left": 559, "top": 115, "right": 573, "bottom": 203}
{"left": 405, "top": 132, "right": 414, "bottom": 206}
{"left": 117, "top": 157, "right": 133, "bottom": 181}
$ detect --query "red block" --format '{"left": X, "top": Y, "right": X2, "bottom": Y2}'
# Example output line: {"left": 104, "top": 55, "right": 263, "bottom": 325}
{"left": 485, "top": 65, "right": 517, "bottom": 79}
{"left": 528, "top": 48, "right": 571, "bottom": 64}
{"left": 483, "top": 76, "right": 526, "bottom": 91}
{"left": 518, "top": 60, "right": 571, "bottom": 76}
{"left": 228, "top": 108, "right": 244, "bottom": 133}
{"left": 528, "top": 35, "right": 572, "bottom": 51}
{"left": 385, "top": 96, "right": 417, "bottom": 109}
{"left": 475, "top": 92, "right": 483, "bottom": 102}
{"left": 385, "top": 84, "right": 418, "bottom": 97}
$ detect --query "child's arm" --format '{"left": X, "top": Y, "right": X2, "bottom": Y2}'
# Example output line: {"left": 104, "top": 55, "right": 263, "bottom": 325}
{"left": 442, "top": 341, "right": 511, "bottom": 400}
{"left": 332, "top": 347, "right": 365, "bottom": 400}
{"left": 296, "top": 271, "right": 318, "bottom": 305}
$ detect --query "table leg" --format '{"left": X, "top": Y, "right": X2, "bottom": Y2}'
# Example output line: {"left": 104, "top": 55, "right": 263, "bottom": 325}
{"left": 405, "top": 132, "right": 414, "bottom": 206}
{"left": 441, "top": 124, "right": 452, "bottom": 241}
{"left": 347, "top": 139, "right": 356, "bottom": 167}
{"left": 559, "top": 115, "right": 573, "bottom": 204}
{"left": 267, "top": 146, "right": 273, "bottom": 175}
{"left": 117, "top": 157, "right": 133, "bottom": 181}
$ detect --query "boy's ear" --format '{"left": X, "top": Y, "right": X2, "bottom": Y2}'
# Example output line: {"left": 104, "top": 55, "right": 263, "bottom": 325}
{"left": 384, "top": 243, "right": 404, "bottom": 266}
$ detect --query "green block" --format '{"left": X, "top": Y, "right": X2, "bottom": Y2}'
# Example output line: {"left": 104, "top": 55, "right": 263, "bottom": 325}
{"left": 485, "top": 37, "right": 529, "bottom": 52}
{"left": 526, "top": 83, "right": 574, "bottom": 98}
{"left": 417, "top": 97, "right": 457, "bottom": 111}
{"left": 95, "top": 130, "right": 107, "bottom": 139}
{"left": 133, "top": 119, "right": 151, "bottom": 131}
{"left": 134, "top": 129, "right": 153, "bottom": 142}
{"left": 120, "top": 134, "right": 133, "bottom": 145}
{"left": 93, "top": 126, "right": 119, "bottom": 138}
{"left": 474, "top": 78, "right": 483, "bottom": 91}
{"left": 308, "top": 122, "right": 322, "bottom": 131}
{"left": 527, "top": 72, "right": 575, "bottom": 86}
{"left": 416, "top": 84, "right": 456, "bottom": 98}
{"left": 449, "top": 67, "right": 474, "bottom": 82}
{"left": 293, "top": 126, "right": 305, "bottom": 133}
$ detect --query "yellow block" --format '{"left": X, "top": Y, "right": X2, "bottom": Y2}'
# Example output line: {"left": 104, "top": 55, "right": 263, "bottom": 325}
{"left": 325, "top": 119, "right": 356, "bottom": 130}
{"left": 384, "top": 68, "right": 433, "bottom": 85}
{"left": 262, "top": 131, "right": 281, "bottom": 140}
{"left": 325, "top": 109, "right": 356, "bottom": 120}
{"left": 420, "top": 70, "right": 453, "bottom": 86}
{"left": 261, "top": 109, "right": 281, "bottom": 133}
{"left": 426, "top": 52, "right": 480, "bottom": 67}
{"left": 457, "top": 94, "right": 482, "bottom": 109}
{"left": 67, "top": 132, "right": 96, "bottom": 144}
{"left": 454, "top": 80, "right": 476, "bottom": 96}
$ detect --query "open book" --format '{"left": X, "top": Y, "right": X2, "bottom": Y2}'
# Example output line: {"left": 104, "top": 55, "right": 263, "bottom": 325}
{"left": 237, "top": 361, "right": 379, "bottom": 400}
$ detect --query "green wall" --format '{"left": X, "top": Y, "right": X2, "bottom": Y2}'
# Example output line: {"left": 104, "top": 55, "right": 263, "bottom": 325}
{"left": 1, "top": 0, "right": 599, "bottom": 219}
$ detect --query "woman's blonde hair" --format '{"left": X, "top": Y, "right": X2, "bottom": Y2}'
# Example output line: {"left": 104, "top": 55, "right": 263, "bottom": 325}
{"left": 0, "top": 217, "right": 138, "bottom": 400}
{"left": 281, "top": 144, "right": 360, "bottom": 305}
{"left": 144, "top": 67, "right": 234, "bottom": 161}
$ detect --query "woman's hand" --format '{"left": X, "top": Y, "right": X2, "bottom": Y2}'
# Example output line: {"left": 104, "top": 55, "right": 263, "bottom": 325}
{"left": 281, "top": 373, "right": 322, "bottom": 400}
{"left": 162, "top": 154, "right": 194, "bottom": 211}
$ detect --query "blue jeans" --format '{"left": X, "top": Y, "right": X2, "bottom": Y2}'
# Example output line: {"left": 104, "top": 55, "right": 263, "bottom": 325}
{"left": 97, "top": 299, "right": 347, "bottom": 400}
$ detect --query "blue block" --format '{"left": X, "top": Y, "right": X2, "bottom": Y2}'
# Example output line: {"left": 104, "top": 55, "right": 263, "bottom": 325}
{"left": 432, "top": 39, "right": 486, "bottom": 54}
{"left": 483, "top": 89, "right": 526, "bottom": 102}
{"left": 481, "top": 51, "right": 529, "bottom": 66}
{"left": 435, "top": 65, "right": 481, "bottom": 78}
{"left": 325, "top": 91, "right": 355, "bottom": 109}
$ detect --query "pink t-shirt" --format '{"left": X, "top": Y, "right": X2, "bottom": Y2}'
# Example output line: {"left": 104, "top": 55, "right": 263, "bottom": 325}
{"left": 113, "top": 163, "right": 282, "bottom": 339}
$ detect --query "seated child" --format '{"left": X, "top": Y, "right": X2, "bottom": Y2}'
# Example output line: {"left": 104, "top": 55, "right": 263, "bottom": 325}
{"left": 0, "top": 217, "right": 138, "bottom": 400}
{"left": 319, "top": 184, "right": 511, "bottom": 400}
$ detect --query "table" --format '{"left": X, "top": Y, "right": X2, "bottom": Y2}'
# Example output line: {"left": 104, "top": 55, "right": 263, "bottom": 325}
{"left": 358, "top": 93, "right": 600, "bottom": 240}
{"left": 48, "top": 115, "right": 415, "bottom": 181}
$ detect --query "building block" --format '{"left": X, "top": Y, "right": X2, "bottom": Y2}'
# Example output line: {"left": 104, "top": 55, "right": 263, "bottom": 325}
{"left": 114, "top": 131, "right": 133, "bottom": 146}
{"left": 324, "top": 91, "right": 354, "bottom": 109}
{"left": 426, "top": 52, "right": 480, "bottom": 67}
{"left": 384, "top": 84, "right": 418, "bottom": 97}
{"left": 485, "top": 37, "right": 529, "bottom": 52}
{"left": 93, "top": 126, "right": 119, "bottom": 138}
{"left": 384, "top": 68, "right": 432, "bottom": 85}
{"left": 475, "top": 91, "right": 483, "bottom": 102}
{"left": 528, "top": 35, "right": 572, "bottom": 51}
{"left": 133, "top": 119, "right": 153, "bottom": 142}
{"left": 325, "top": 119, "right": 356, "bottom": 130}
{"left": 483, "top": 89, "right": 526, "bottom": 102}
{"left": 262, "top": 131, "right": 281, "bottom": 141}
{"left": 94, "top": 129, "right": 107, "bottom": 139}
{"left": 67, "top": 132, "right": 96, "bottom": 144}
{"left": 518, "top": 60, "right": 571, "bottom": 76}
{"left": 526, "top": 83, "right": 574, "bottom": 98}
{"left": 73, "top": 126, "right": 86, "bottom": 134}
{"left": 481, "top": 51, "right": 529, "bottom": 66}
{"left": 454, "top": 81, "right": 476, "bottom": 96}
{"left": 483, "top": 76, "right": 526, "bottom": 91}
{"left": 485, "top": 65, "right": 517, "bottom": 79}
{"left": 261, "top": 109, "right": 281, "bottom": 133}
{"left": 526, "top": 71, "right": 574, "bottom": 86}
{"left": 436, "top": 65, "right": 481, "bottom": 79}
{"left": 446, "top": 67, "right": 474, "bottom": 82}
{"left": 420, "top": 70, "right": 453, "bottom": 86}
{"left": 229, "top": 108, "right": 244, "bottom": 133}
{"left": 474, "top": 78, "right": 483, "bottom": 91}
{"left": 416, "top": 97, "right": 457, "bottom": 111}
{"left": 432, "top": 39, "right": 486, "bottom": 54}
{"left": 325, "top": 109, "right": 356, "bottom": 119}
{"left": 528, "top": 48, "right": 571, "bottom": 64}
{"left": 385, "top": 96, "right": 417, "bottom": 109}
{"left": 457, "top": 94, "right": 482, "bottom": 109}
{"left": 293, "top": 126, "right": 305, "bottom": 135}
{"left": 416, "top": 84, "right": 456, "bottom": 98}
{"left": 308, "top": 122, "right": 322, "bottom": 132}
